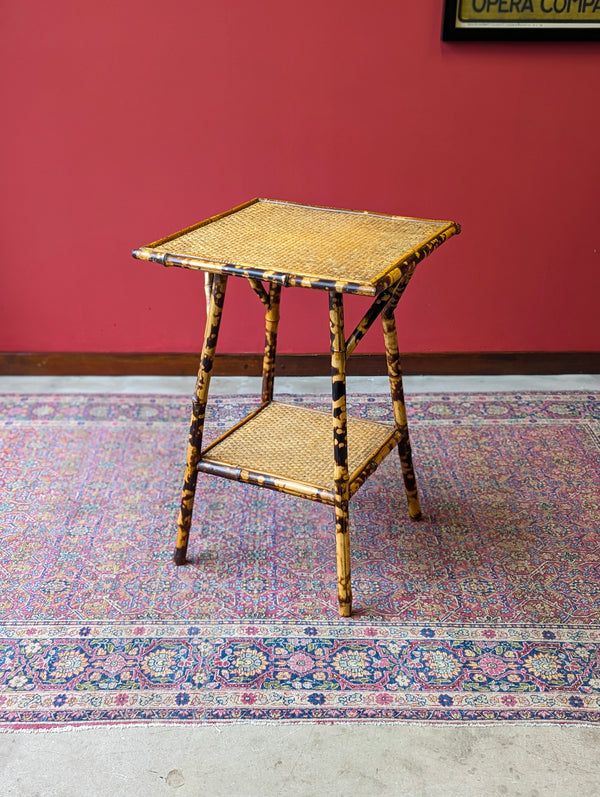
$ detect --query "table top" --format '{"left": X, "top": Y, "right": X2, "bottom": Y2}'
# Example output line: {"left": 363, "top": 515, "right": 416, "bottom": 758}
{"left": 133, "top": 198, "right": 460, "bottom": 296}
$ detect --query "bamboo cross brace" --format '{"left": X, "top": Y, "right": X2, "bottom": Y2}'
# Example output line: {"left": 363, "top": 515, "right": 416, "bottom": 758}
{"left": 247, "top": 278, "right": 271, "bottom": 308}
{"left": 345, "top": 273, "right": 412, "bottom": 358}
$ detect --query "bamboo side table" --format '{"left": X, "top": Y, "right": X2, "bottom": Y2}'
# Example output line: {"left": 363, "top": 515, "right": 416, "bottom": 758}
{"left": 133, "top": 199, "right": 460, "bottom": 616}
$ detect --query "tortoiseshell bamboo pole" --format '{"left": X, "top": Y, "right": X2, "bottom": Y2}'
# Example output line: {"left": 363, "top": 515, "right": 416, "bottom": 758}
{"left": 381, "top": 306, "right": 422, "bottom": 521}
{"left": 261, "top": 282, "right": 282, "bottom": 405}
{"left": 203, "top": 272, "right": 215, "bottom": 315}
{"left": 329, "top": 290, "right": 352, "bottom": 617}
{"left": 248, "top": 278, "right": 271, "bottom": 308}
{"left": 345, "top": 281, "right": 401, "bottom": 357}
{"left": 174, "top": 274, "right": 228, "bottom": 565}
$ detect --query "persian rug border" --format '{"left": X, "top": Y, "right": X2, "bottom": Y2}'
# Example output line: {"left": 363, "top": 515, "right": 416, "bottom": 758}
{"left": 1, "top": 391, "right": 599, "bottom": 727}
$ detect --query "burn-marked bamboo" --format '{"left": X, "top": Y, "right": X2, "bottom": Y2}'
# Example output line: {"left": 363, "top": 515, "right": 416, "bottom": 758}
{"left": 174, "top": 274, "right": 228, "bottom": 565}
{"left": 381, "top": 305, "right": 422, "bottom": 521}
{"left": 348, "top": 429, "right": 402, "bottom": 498}
{"left": 203, "top": 273, "right": 214, "bottom": 315}
{"left": 248, "top": 278, "right": 271, "bottom": 308}
{"left": 345, "top": 277, "right": 410, "bottom": 358}
{"left": 345, "top": 287, "right": 396, "bottom": 358}
{"left": 370, "top": 229, "right": 458, "bottom": 296}
{"left": 196, "top": 459, "right": 335, "bottom": 504}
{"left": 329, "top": 290, "right": 352, "bottom": 617}
{"left": 261, "top": 282, "right": 282, "bottom": 405}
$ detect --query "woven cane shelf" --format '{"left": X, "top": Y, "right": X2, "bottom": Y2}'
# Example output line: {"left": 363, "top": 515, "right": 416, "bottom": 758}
{"left": 198, "top": 401, "right": 399, "bottom": 504}
{"left": 133, "top": 198, "right": 459, "bottom": 297}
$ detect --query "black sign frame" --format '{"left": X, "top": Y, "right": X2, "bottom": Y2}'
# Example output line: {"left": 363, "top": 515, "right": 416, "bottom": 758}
{"left": 443, "top": 0, "right": 600, "bottom": 41}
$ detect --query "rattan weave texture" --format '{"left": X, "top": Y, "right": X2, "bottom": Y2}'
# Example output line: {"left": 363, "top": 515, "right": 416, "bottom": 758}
{"left": 152, "top": 200, "right": 453, "bottom": 289}
{"left": 202, "top": 401, "right": 395, "bottom": 490}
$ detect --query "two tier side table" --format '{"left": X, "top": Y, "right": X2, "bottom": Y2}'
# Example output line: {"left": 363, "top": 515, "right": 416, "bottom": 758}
{"left": 132, "top": 198, "right": 460, "bottom": 616}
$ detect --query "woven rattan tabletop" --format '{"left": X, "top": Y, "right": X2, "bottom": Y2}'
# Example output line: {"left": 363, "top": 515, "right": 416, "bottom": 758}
{"left": 133, "top": 199, "right": 460, "bottom": 296}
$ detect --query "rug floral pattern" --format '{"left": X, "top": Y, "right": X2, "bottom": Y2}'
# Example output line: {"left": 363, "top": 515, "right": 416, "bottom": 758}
{"left": 0, "top": 392, "right": 599, "bottom": 726}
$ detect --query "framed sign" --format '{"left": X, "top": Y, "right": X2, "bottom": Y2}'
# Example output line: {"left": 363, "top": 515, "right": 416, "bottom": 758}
{"left": 443, "top": 0, "right": 600, "bottom": 40}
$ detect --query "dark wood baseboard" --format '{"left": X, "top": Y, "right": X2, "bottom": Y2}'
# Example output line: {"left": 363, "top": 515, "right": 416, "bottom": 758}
{"left": 1, "top": 351, "right": 599, "bottom": 376}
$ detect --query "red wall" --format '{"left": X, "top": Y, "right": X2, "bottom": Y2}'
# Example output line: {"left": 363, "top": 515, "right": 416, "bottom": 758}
{"left": 2, "top": 0, "right": 599, "bottom": 355}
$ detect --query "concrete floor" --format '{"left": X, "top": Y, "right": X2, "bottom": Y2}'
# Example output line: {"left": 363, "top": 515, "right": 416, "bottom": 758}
{"left": 1, "top": 374, "right": 599, "bottom": 797}
{"left": 3, "top": 373, "right": 600, "bottom": 395}
{"left": 2, "top": 724, "right": 600, "bottom": 796}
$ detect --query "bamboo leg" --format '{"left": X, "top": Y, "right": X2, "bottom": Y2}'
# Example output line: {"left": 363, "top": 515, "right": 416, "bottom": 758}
{"left": 203, "top": 272, "right": 214, "bottom": 315}
{"left": 261, "top": 282, "right": 282, "bottom": 405}
{"left": 329, "top": 290, "right": 352, "bottom": 617}
{"left": 381, "top": 309, "right": 422, "bottom": 521}
{"left": 174, "top": 274, "right": 228, "bottom": 565}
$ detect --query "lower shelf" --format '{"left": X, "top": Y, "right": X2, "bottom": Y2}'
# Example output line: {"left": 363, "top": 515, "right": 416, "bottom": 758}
{"left": 197, "top": 400, "right": 400, "bottom": 504}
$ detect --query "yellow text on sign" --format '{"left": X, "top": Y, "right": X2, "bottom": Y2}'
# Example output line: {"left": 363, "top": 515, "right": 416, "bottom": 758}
{"left": 458, "top": 0, "right": 600, "bottom": 22}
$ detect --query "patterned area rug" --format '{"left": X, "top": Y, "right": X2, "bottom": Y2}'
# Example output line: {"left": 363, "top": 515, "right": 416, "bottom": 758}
{"left": 1, "top": 391, "right": 599, "bottom": 727}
